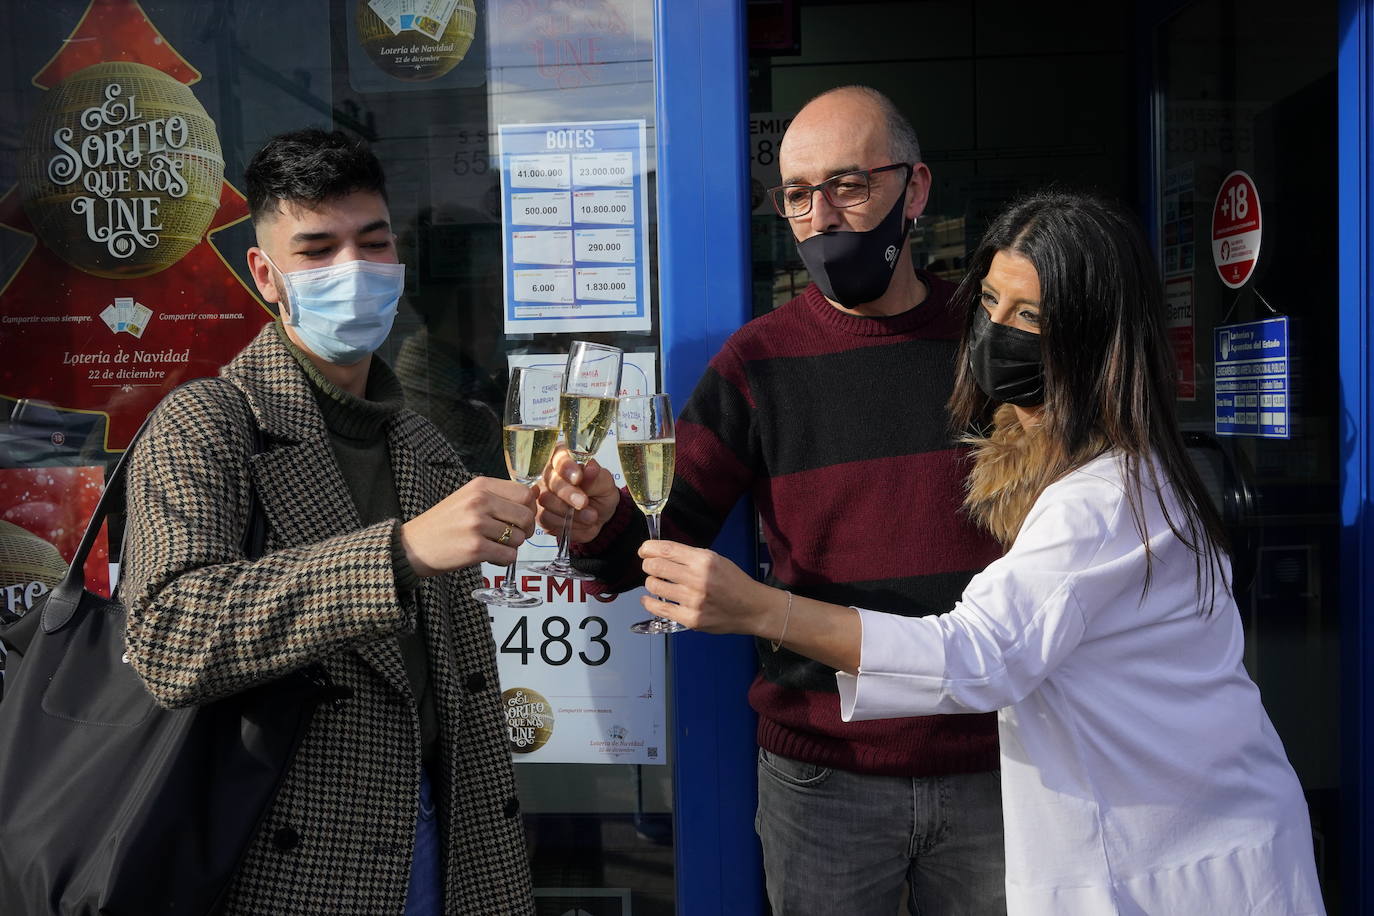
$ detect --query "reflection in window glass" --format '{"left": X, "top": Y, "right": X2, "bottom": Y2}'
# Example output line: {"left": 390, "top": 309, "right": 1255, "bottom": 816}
{"left": 0, "top": 2, "right": 671, "bottom": 909}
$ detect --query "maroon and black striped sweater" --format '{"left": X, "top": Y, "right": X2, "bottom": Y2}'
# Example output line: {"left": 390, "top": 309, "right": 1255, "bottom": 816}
{"left": 577, "top": 274, "right": 1003, "bottom": 776}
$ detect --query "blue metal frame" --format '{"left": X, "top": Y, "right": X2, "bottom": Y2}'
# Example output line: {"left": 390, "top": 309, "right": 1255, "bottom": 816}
{"left": 1133, "top": 0, "right": 1188, "bottom": 240}
{"left": 1339, "top": 0, "right": 1373, "bottom": 907}
{"left": 653, "top": 0, "right": 764, "bottom": 912}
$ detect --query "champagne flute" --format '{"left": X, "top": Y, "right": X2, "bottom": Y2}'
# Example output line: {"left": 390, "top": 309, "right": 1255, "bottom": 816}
{"left": 472, "top": 366, "right": 562, "bottom": 607}
{"left": 620, "top": 393, "right": 685, "bottom": 635}
{"left": 534, "top": 341, "right": 623, "bottom": 579}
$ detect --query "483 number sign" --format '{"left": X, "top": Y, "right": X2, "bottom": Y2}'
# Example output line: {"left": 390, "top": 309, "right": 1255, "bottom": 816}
{"left": 496, "top": 614, "right": 611, "bottom": 666}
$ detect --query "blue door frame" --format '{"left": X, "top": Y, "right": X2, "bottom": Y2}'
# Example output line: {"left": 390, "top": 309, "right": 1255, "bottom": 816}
{"left": 653, "top": 0, "right": 766, "bottom": 912}
{"left": 1339, "top": 0, "right": 1374, "bottom": 909}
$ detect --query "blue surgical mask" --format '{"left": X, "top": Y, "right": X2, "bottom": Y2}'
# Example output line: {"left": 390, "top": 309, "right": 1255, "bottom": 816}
{"left": 263, "top": 253, "right": 405, "bottom": 365}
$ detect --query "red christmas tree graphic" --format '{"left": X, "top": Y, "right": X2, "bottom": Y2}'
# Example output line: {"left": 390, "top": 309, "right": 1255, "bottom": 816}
{"left": 0, "top": 0, "right": 271, "bottom": 451}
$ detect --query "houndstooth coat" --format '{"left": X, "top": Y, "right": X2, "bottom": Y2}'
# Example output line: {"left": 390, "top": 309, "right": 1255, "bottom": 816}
{"left": 121, "top": 325, "right": 535, "bottom": 915}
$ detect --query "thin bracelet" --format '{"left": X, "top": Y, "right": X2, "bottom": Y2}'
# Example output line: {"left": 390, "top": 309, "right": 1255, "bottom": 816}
{"left": 770, "top": 591, "right": 794, "bottom": 653}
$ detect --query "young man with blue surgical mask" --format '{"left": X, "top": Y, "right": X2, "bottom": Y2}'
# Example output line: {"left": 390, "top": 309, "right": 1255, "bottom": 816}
{"left": 119, "top": 129, "right": 536, "bottom": 915}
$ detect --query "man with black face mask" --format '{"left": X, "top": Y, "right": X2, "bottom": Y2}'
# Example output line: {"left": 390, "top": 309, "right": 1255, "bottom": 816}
{"left": 538, "top": 86, "right": 1006, "bottom": 915}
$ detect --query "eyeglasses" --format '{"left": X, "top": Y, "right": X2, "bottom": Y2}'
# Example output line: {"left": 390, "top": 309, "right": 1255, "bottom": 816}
{"left": 769, "top": 163, "right": 912, "bottom": 219}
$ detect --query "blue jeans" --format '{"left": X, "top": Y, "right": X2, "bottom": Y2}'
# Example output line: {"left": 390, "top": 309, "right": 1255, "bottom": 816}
{"left": 755, "top": 749, "right": 1006, "bottom": 915}
{"left": 404, "top": 767, "right": 443, "bottom": 916}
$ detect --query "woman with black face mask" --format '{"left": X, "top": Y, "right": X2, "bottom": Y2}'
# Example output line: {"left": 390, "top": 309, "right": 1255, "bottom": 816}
{"left": 631, "top": 191, "right": 1325, "bottom": 915}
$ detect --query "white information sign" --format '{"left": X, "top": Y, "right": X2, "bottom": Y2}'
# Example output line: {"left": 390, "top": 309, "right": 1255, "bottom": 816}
{"left": 574, "top": 228, "right": 636, "bottom": 264}
{"left": 509, "top": 192, "right": 572, "bottom": 228}
{"left": 573, "top": 189, "right": 636, "bottom": 226}
{"left": 576, "top": 267, "right": 637, "bottom": 302}
{"left": 499, "top": 120, "right": 652, "bottom": 332}
{"left": 509, "top": 153, "right": 571, "bottom": 190}
{"left": 572, "top": 151, "right": 635, "bottom": 188}
{"left": 484, "top": 352, "right": 665, "bottom": 764}
{"left": 512, "top": 230, "right": 573, "bottom": 266}
{"left": 511, "top": 269, "right": 574, "bottom": 304}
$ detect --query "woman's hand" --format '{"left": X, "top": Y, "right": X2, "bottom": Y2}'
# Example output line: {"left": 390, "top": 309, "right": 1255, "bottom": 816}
{"left": 638, "top": 539, "right": 862, "bottom": 672}
{"left": 637, "top": 539, "right": 778, "bottom": 636}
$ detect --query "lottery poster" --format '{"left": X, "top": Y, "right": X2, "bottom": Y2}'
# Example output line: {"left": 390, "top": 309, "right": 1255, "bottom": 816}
{"left": 0, "top": 466, "right": 109, "bottom": 697}
{"left": 348, "top": 0, "right": 488, "bottom": 91}
{"left": 497, "top": 120, "right": 652, "bottom": 334}
{"left": 0, "top": 2, "right": 275, "bottom": 455}
{"left": 482, "top": 351, "right": 666, "bottom": 765}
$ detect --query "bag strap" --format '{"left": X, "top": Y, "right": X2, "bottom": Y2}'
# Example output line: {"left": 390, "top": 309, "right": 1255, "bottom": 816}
{"left": 40, "top": 378, "right": 266, "bottom": 633}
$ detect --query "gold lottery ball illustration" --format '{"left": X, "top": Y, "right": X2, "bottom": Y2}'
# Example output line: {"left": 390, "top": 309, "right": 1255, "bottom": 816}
{"left": 0, "top": 519, "right": 67, "bottom": 615}
{"left": 19, "top": 61, "right": 225, "bottom": 279}
{"left": 356, "top": 0, "right": 477, "bottom": 82}
{"left": 502, "top": 686, "right": 554, "bottom": 754}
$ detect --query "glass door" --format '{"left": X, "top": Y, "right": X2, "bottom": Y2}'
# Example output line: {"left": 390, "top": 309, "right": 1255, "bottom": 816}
{"left": 1153, "top": 0, "right": 1342, "bottom": 908}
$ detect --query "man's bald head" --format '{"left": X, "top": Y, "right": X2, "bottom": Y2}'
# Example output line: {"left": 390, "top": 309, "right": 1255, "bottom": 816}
{"left": 783, "top": 86, "right": 922, "bottom": 168}
{"left": 772, "top": 84, "right": 934, "bottom": 312}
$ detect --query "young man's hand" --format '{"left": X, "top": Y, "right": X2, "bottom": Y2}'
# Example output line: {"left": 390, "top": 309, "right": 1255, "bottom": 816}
{"left": 399, "top": 477, "right": 537, "bottom": 576}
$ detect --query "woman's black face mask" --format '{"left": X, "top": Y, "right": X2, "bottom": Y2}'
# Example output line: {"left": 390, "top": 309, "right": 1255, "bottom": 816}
{"left": 967, "top": 307, "right": 1045, "bottom": 407}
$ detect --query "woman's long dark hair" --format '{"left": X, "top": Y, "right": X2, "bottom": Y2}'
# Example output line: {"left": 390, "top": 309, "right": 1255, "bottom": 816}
{"left": 948, "top": 189, "right": 1231, "bottom": 608}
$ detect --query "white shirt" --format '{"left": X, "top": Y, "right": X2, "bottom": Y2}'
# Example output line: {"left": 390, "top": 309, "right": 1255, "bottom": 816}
{"left": 838, "top": 452, "right": 1325, "bottom": 915}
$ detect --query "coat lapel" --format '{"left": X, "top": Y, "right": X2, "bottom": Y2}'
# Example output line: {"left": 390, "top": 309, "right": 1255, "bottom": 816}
{"left": 227, "top": 324, "right": 413, "bottom": 698}
{"left": 388, "top": 410, "right": 479, "bottom": 721}
{"left": 251, "top": 440, "right": 358, "bottom": 546}
{"left": 390, "top": 409, "right": 462, "bottom": 521}
{"left": 388, "top": 409, "right": 462, "bottom": 632}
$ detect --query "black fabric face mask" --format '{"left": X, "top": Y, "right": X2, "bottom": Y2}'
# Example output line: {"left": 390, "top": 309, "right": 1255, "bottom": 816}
{"left": 795, "top": 188, "right": 910, "bottom": 307}
{"left": 967, "top": 307, "right": 1045, "bottom": 407}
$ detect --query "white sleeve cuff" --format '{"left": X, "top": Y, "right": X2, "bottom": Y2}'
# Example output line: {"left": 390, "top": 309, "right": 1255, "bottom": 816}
{"left": 835, "top": 607, "right": 952, "bottom": 721}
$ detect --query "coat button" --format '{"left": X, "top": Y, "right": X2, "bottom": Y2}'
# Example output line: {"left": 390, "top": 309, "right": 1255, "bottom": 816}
{"left": 503, "top": 796, "right": 520, "bottom": 818}
{"left": 464, "top": 673, "right": 487, "bottom": 693}
{"left": 272, "top": 827, "right": 300, "bottom": 851}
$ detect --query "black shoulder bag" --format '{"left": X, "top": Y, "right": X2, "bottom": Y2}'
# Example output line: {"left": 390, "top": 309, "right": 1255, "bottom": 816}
{"left": 0, "top": 378, "right": 345, "bottom": 916}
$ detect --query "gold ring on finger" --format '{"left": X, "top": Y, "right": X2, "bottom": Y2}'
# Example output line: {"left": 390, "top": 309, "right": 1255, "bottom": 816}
{"left": 497, "top": 524, "right": 513, "bottom": 545}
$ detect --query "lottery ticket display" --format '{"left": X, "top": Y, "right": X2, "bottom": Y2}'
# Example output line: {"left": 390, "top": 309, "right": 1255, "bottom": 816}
{"left": 367, "top": 0, "right": 460, "bottom": 40}
{"left": 497, "top": 120, "right": 652, "bottom": 333}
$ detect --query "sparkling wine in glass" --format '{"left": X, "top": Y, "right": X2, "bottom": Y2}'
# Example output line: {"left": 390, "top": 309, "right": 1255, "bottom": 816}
{"left": 534, "top": 341, "right": 623, "bottom": 580}
{"left": 620, "top": 393, "right": 685, "bottom": 635}
{"left": 472, "top": 366, "right": 562, "bottom": 607}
